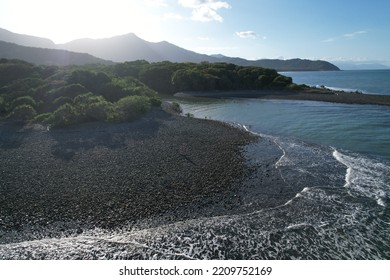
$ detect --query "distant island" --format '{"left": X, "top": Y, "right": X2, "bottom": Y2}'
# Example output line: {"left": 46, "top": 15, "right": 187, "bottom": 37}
{"left": 0, "top": 27, "right": 339, "bottom": 71}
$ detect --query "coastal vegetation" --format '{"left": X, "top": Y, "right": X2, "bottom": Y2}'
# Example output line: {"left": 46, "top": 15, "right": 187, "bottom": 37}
{"left": 0, "top": 59, "right": 298, "bottom": 126}
{"left": 0, "top": 59, "right": 161, "bottom": 127}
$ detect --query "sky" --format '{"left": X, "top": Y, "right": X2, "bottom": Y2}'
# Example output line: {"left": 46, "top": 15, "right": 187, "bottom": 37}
{"left": 1, "top": 0, "right": 390, "bottom": 65}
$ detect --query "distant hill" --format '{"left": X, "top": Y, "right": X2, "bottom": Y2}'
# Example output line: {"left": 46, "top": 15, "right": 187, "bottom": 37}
{"left": 59, "top": 33, "right": 339, "bottom": 71}
{"left": 0, "top": 41, "right": 111, "bottom": 66}
{"left": 0, "top": 28, "right": 339, "bottom": 71}
{"left": 333, "top": 62, "right": 390, "bottom": 70}
{"left": 0, "top": 28, "right": 55, "bottom": 48}
{"left": 57, "top": 33, "right": 214, "bottom": 63}
{"left": 212, "top": 55, "right": 339, "bottom": 71}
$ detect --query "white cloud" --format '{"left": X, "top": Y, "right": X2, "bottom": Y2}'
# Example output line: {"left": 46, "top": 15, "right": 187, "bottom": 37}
{"left": 178, "top": 0, "right": 231, "bottom": 22}
{"left": 342, "top": 30, "right": 367, "bottom": 39}
{"left": 236, "top": 31, "right": 257, "bottom": 39}
{"left": 323, "top": 30, "right": 367, "bottom": 43}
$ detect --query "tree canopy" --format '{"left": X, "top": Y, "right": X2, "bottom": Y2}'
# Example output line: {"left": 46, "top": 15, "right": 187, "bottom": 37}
{"left": 0, "top": 58, "right": 296, "bottom": 126}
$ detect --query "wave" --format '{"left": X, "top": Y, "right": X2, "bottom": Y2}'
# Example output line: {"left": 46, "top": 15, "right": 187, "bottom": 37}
{"left": 332, "top": 149, "right": 390, "bottom": 207}
{"left": 2, "top": 183, "right": 389, "bottom": 259}
{"left": 241, "top": 120, "right": 390, "bottom": 209}
{"left": 316, "top": 85, "right": 367, "bottom": 94}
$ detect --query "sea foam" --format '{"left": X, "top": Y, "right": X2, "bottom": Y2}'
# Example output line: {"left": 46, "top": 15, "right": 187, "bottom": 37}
{"left": 332, "top": 149, "right": 390, "bottom": 207}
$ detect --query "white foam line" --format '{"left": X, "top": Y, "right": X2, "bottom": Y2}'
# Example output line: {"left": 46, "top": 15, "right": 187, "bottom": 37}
{"left": 283, "top": 187, "right": 311, "bottom": 206}
{"left": 234, "top": 123, "right": 292, "bottom": 191}
{"left": 332, "top": 148, "right": 352, "bottom": 189}
{"left": 0, "top": 232, "right": 198, "bottom": 260}
{"left": 285, "top": 222, "right": 312, "bottom": 230}
{"left": 332, "top": 147, "right": 388, "bottom": 207}
{"left": 106, "top": 238, "right": 198, "bottom": 260}
{"left": 274, "top": 139, "right": 287, "bottom": 168}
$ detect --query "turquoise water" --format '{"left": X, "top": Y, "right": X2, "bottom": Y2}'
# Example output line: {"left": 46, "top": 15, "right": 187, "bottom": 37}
{"left": 281, "top": 70, "right": 390, "bottom": 95}
{"left": 180, "top": 98, "right": 390, "bottom": 161}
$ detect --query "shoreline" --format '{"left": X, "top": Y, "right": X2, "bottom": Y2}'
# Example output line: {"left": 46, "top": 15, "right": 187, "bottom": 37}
{"left": 175, "top": 89, "right": 390, "bottom": 106}
{"left": 0, "top": 108, "right": 291, "bottom": 247}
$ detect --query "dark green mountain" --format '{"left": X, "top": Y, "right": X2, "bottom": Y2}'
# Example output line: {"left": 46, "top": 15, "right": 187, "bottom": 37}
{"left": 0, "top": 41, "right": 111, "bottom": 66}
{"left": 211, "top": 55, "right": 340, "bottom": 71}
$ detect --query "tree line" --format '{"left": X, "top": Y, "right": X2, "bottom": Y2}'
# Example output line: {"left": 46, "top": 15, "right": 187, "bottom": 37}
{"left": 0, "top": 59, "right": 297, "bottom": 127}
{"left": 115, "top": 60, "right": 294, "bottom": 94}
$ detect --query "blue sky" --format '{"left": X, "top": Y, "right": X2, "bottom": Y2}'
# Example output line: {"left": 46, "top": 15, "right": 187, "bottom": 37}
{"left": 1, "top": 0, "right": 389, "bottom": 65}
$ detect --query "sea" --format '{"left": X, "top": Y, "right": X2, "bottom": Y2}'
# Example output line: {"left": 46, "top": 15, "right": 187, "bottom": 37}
{"left": 281, "top": 69, "right": 390, "bottom": 95}
{"left": 1, "top": 70, "right": 389, "bottom": 259}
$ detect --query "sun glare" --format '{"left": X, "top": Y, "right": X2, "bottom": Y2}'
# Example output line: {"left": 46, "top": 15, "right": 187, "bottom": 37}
{"left": 3, "top": 0, "right": 159, "bottom": 43}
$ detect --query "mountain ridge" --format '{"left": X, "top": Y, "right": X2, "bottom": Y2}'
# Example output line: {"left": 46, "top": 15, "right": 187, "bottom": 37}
{"left": 0, "top": 28, "right": 339, "bottom": 71}
{"left": 0, "top": 28, "right": 55, "bottom": 48}
{"left": 0, "top": 40, "right": 111, "bottom": 66}
{"left": 57, "top": 33, "right": 216, "bottom": 63}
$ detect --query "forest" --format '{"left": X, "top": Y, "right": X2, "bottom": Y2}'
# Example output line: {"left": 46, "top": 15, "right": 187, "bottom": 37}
{"left": 0, "top": 59, "right": 296, "bottom": 127}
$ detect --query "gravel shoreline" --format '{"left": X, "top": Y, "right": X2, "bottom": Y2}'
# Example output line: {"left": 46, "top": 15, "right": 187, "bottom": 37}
{"left": 1, "top": 108, "right": 285, "bottom": 244}
{"left": 176, "top": 90, "right": 390, "bottom": 106}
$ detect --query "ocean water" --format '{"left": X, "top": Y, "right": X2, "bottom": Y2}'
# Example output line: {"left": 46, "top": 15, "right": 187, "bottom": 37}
{"left": 1, "top": 71, "right": 390, "bottom": 260}
{"left": 281, "top": 70, "right": 390, "bottom": 95}
{"left": 175, "top": 98, "right": 390, "bottom": 259}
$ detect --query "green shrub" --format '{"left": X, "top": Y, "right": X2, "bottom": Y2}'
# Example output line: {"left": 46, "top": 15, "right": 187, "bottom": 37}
{"left": 53, "top": 96, "right": 73, "bottom": 108}
{"left": 11, "top": 96, "right": 37, "bottom": 109}
{"left": 271, "top": 75, "right": 293, "bottom": 88}
{"left": 99, "top": 78, "right": 158, "bottom": 102}
{"left": 73, "top": 92, "right": 96, "bottom": 104}
{"left": 48, "top": 103, "right": 78, "bottom": 127}
{"left": 0, "top": 60, "right": 37, "bottom": 87}
{"left": 34, "top": 112, "right": 53, "bottom": 123}
{"left": 149, "top": 96, "right": 162, "bottom": 107}
{"left": 7, "top": 104, "right": 37, "bottom": 121}
{"left": 49, "top": 83, "right": 88, "bottom": 100}
{"left": 255, "top": 75, "right": 273, "bottom": 88}
{"left": 98, "top": 82, "right": 126, "bottom": 102}
{"left": 67, "top": 70, "right": 111, "bottom": 92}
{"left": 287, "top": 83, "right": 307, "bottom": 91}
{"left": 115, "top": 95, "right": 151, "bottom": 121}
{"left": 83, "top": 100, "right": 113, "bottom": 122}
{"left": 73, "top": 92, "right": 113, "bottom": 122}
{"left": 114, "top": 60, "right": 149, "bottom": 77}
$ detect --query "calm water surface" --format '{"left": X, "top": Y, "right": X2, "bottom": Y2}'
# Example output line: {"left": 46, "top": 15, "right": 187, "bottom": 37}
{"left": 281, "top": 70, "right": 390, "bottom": 95}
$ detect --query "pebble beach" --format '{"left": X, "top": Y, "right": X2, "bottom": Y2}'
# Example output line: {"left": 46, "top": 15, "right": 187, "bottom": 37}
{"left": 0, "top": 108, "right": 280, "bottom": 248}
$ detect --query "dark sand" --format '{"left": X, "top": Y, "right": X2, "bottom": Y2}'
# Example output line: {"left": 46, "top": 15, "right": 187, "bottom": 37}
{"left": 0, "top": 108, "right": 291, "bottom": 244}
{"left": 176, "top": 90, "right": 390, "bottom": 106}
